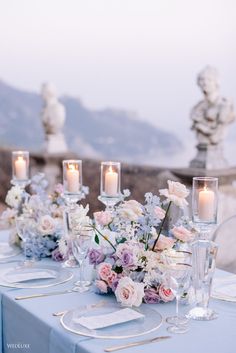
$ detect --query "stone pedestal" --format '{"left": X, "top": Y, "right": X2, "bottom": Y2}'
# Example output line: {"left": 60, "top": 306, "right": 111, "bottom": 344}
{"left": 44, "top": 133, "right": 68, "bottom": 154}
{"left": 190, "top": 143, "right": 228, "bottom": 170}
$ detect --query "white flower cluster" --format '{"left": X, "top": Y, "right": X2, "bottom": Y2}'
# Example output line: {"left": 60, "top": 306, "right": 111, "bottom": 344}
{"left": 5, "top": 185, "right": 23, "bottom": 209}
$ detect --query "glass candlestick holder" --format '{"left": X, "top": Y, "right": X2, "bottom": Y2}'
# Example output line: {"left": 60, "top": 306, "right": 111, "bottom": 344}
{"left": 192, "top": 177, "right": 218, "bottom": 239}
{"left": 62, "top": 207, "right": 79, "bottom": 268}
{"left": 11, "top": 151, "right": 30, "bottom": 189}
{"left": 98, "top": 161, "right": 122, "bottom": 212}
{"left": 187, "top": 239, "right": 218, "bottom": 321}
{"left": 62, "top": 160, "right": 84, "bottom": 268}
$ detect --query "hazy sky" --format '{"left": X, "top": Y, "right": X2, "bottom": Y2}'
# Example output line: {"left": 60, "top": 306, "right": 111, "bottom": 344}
{"left": 0, "top": 0, "right": 236, "bottom": 136}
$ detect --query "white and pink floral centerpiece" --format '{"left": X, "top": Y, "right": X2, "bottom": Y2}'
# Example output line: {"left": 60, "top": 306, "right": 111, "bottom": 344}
{"left": 88, "top": 180, "right": 196, "bottom": 307}
{"left": 0, "top": 174, "right": 65, "bottom": 259}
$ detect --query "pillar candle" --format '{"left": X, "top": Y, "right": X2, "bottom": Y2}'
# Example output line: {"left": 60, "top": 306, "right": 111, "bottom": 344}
{"left": 198, "top": 188, "right": 215, "bottom": 221}
{"left": 67, "top": 164, "right": 79, "bottom": 193}
{"left": 15, "top": 156, "right": 27, "bottom": 180}
{"left": 105, "top": 167, "right": 118, "bottom": 196}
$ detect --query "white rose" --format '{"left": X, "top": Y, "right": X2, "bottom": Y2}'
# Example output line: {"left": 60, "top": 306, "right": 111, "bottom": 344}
{"left": 0, "top": 208, "right": 17, "bottom": 227}
{"left": 115, "top": 277, "right": 145, "bottom": 307}
{"left": 5, "top": 186, "right": 23, "bottom": 209}
{"left": 159, "top": 180, "right": 189, "bottom": 208}
{"left": 38, "top": 215, "right": 56, "bottom": 235}
{"left": 119, "top": 200, "right": 143, "bottom": 221}
{"left": 142, "top": 250, "right": 160, "bottom": 271}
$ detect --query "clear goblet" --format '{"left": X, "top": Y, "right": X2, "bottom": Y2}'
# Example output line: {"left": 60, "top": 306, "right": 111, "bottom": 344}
{"left": 162, "top": 251, "right": 192, "bottom": 333}
{"left": 72, "top": 234, "right": 92, "bottom": 293}
{"left": 15, "top": 215, "right": 36, "bottom": 267}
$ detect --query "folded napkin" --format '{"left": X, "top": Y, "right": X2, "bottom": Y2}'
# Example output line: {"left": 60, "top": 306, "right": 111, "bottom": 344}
{"left": 212, "top": 276, "right": 236, "bottom": 298}
{"left": 6, "top": 270, "right": 57, "bottom": 283}
{"left": 73, "top": 308, "right": 145, "bottom": 330}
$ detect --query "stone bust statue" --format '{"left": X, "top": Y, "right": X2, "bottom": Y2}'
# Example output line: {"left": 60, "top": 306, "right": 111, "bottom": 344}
{"left": 190, "top": 66, "right": 235, "bottom": 169}
{"left": 41, "top": 83, "right": 68, "bottom": 153}
{"left": 191, "top": 66, "right": 235, "bottom": 145}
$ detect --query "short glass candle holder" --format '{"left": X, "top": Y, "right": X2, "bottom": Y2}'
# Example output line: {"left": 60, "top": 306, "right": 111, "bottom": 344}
{"left": 100, "top": 161, "right": 121, "bottom": 197}
{"left": 192, "top": 177, "right": 218, "bottom": 236}
{"left": 99, "top": 161, "right": 121, "bottom": 211}
{"left": 63, "top": 160, "right": 82, "bottom": 202}
{"left": 11, "top": 151, "right": 30, "bottom": 188}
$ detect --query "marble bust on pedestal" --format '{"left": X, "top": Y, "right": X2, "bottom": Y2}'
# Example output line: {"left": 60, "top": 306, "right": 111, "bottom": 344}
{"left": 41, "top": 82, "right": 68, "bottom": 154}
{"left": 190, "top": 66, "right": 235, "bottom": 169}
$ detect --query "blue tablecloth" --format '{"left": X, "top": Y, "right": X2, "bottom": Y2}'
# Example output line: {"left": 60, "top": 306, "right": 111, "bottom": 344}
{"left": 0, "top": 232, "right": 236, "bottom": 353}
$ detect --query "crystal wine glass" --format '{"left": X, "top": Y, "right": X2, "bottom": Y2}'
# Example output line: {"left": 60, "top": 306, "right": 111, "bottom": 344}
{"left": 15, "top": 215, "right": 36, "bottom": 267}
{"left": 72, "top": 234, "right": 92, "bottom": 293}
{"left": 162, "top": 250, "right": 192, "bottom": 333}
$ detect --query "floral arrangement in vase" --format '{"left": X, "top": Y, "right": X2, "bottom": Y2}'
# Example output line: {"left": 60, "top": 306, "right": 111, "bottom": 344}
{"left": 0, "top": 174, "right": 65, "bottom": 259}
{"left": 88, "top": 180, "right": 196, "bottom": 307}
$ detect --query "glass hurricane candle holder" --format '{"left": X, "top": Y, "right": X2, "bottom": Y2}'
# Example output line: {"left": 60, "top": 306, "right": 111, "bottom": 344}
{"left": 98, "top": 161, "right": 121, "bottom": 211}
{"left": 192, "top": 177, "right": 218, "bottom": 238}
{"left": 11, "top": 151, "right": 30, "bottom": 188}
{"left": 63, "top": 160, "right": 82, "bottom": 206}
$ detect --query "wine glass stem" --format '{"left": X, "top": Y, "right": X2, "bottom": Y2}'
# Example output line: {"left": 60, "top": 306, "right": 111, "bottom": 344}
{"left": 79, "top": 260, "right": 83, "bottom": 284}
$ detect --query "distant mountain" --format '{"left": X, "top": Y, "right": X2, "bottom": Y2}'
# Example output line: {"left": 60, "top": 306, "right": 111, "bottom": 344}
{"left": 0, "top": 80, "right": 183, "bottom": 164}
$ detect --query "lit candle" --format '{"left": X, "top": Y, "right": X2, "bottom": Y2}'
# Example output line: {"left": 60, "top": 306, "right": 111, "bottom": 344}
{"left": 15, "top": 156, "right": 27, "bottom": 180}
{"left": 67, "top": 164, "right": 79, "bottom": 193}
{"left": 198, "top": 187, "right": 215, "bottom": 221}
{"left": 105, "top": 166, "right": 118, "bottom": 196}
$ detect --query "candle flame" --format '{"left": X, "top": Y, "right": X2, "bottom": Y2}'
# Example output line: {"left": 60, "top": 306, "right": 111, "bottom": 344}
{"left": 68, "top": 164, "right": 76, "bottom": 171}
{"left": 203, "top": 185, "right": 208, "bottom": 191}
{"left": 108, "top": 166, "right": 113, "bottom": 173}
{"left": 17, "top": 156, "right": 24, "bottom": 162}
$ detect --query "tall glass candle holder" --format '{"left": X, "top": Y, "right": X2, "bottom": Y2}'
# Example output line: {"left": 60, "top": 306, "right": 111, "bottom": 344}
{"left": 62, "top": 160, "right": 83, "bottom": 268}
{"left": 98, "top": 161, "right": 121, "bottom": 211}
{"left": 11, "top": 151, "right": 30, "bottom": 188}
{"left": 192, "top": 177, "right": 218, "bottom": 238}
{"left": 187, "top": 239, "right": 218, "bottom": 321}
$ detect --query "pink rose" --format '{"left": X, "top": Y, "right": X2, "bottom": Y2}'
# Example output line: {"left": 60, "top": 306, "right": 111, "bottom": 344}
{"left": 115, "top": 277, "right": 145, "bottom": 307}
{"left": 155, "top": 234, "right": 175, "bottom": 251}
{"left": 159, "top": 284, "right": 175, "bottom": 302}
{"left": 94, "top": 211, "right": 112, "bottom": 226}
{"left": 107, "top": 271, "right": 118, "bottom": 287}
{"left": 38, "top": 215, "right": 56, "bottom": 235}
{"left": 172, "top": 226, "right": 195, "bottom": 242}
{"left": 97, "top": 262, "right": 113, "bottom": 281}
{"left": 95, "top": 280, "right": 108, "bottom": 293}
{"left": 154, "top": 206, "right": 166, "bottom": 220}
